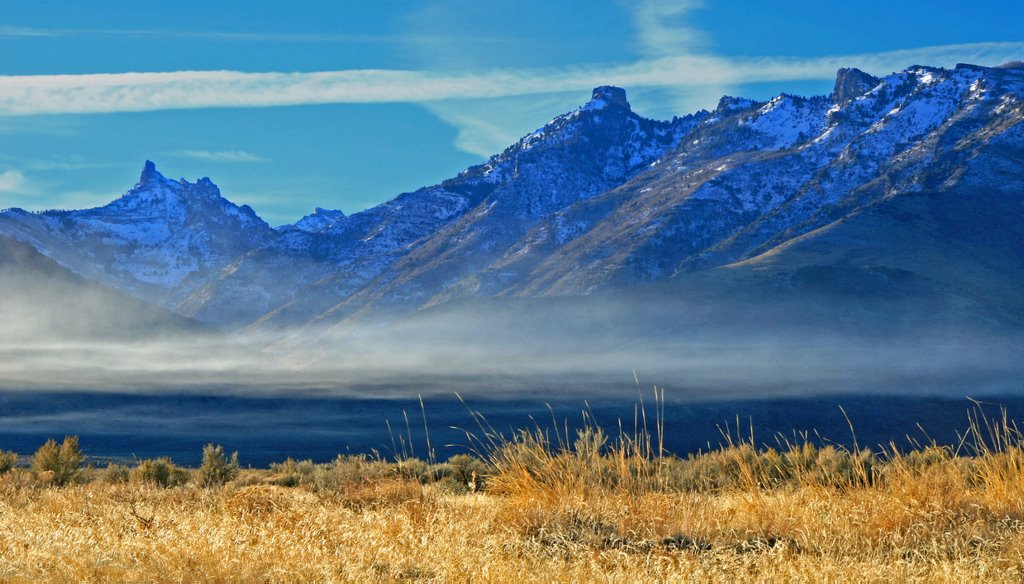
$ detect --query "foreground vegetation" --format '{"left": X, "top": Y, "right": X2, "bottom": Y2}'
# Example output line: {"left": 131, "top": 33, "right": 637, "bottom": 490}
{"left": 2, "top": 401, "right": 1024, "bottom": 582}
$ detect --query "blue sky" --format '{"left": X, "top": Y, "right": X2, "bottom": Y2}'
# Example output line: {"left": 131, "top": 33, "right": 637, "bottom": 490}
{"left": 1, "top": 1, "right": 1022, "bottom": 225}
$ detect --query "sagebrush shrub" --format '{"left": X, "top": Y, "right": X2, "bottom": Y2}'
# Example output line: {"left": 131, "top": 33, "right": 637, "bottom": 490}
{"left": 198, "top": 443, "right": 239, "bottom": 487}
{"left": 0, "top": 450, "right": 17, "bottom": 474}
{"left": 331, "top": 454, "right": 401, "bottom": 487}
{"left": 268, "top": 457, "right": 317, "bottom": 487}
{"left": 438, "top": 454, "right": 491, "bottom": 493}
{"left": 132, "top": 457, "right": 189, "bottom": 488}
{"left": 103, "top": 463, "right": 131, "bottom": 484}
{"left": 32, "top": 436, "right": 84, "bottom": 486}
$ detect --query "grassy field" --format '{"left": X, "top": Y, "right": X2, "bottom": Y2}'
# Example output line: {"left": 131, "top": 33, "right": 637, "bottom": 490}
{"left": 2, "top": 403, "right": 1024, "bottom": 582}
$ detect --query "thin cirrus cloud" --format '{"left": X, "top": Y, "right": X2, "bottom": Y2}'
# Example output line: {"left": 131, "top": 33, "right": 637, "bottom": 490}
{"left": 0, "top": 25, "right": 510, "bottom": 45}
{"left": 171, "top": 150, "right": 270, "bottom": 163}
{"left": 0, "top": 41, "right": 1022, "bottom": 117}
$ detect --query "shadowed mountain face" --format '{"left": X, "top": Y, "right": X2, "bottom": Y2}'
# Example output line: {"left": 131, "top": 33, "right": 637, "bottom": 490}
{"left": 1, "top": 63, "right": 1023, "bottom": 339}
{"left": 0, "top": 235, "right": 208, "bottom": 341}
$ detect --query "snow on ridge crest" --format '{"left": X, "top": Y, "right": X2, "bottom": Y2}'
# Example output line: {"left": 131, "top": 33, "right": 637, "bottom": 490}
{"left": 4, "top": 65, "right": 1021, "bottom": 329}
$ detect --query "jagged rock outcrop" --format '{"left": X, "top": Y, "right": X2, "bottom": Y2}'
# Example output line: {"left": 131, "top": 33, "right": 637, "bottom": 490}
{"left": 833, "top": 67, "right": 881, "bottom": 103}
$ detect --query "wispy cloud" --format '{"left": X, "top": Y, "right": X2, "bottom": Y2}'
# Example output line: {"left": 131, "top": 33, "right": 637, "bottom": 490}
{"left": 25, "top": 160, "right": 112, "bottom": 171}
{"left": 171, "top": 150, "right": 270, "bottom": 163}
{"left": 423, "top": 94, "right": 579, "bottom": 157}
{"left": 0, "top": 25, "right": 509, "bottom": 45}
{"left": 0, "top": 164, "right": 125, "bottom": 210}
{"left": 0, "top": 153, "right": 116, "bottom": 172}
{"left": 0, "top": 42, "right": 1021, "bottom": 117}
{"left": 0, "top": 170, "right": 26, "bottom": 192}
{"left": 2, "top": 185, "right": 124, "bottom": 212}
{"left": 0, "top": 26, "right": 59, "bottom": 38}
{"left": 631, "top": 0, "right": 708, "bottom": 58}
{"left": 627, "top": 0, "right": 731, "bottom": 118}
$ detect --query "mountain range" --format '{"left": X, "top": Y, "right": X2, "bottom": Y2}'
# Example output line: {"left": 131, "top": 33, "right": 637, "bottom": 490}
{"left": 3, "top": 62, "right": 1023, "bottom": 341}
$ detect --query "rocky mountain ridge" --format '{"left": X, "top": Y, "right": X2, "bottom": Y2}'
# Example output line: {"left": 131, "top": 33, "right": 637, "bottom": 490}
{"left": 2, "top": 62, "right": 1022, "bottom": 334}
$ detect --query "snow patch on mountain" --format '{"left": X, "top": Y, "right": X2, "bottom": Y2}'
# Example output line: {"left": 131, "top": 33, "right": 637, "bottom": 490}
{"left": 745, "top": 95, "right": 831, "bottom": 150}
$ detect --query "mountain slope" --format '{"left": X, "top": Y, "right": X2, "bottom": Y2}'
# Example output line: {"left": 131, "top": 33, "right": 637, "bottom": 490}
{"left": 183, "top": 86, "right": 704, "bottom": 329}
{"left": 329, "top": 62, "right": 1021, "bottom": 327}
{"left": 0, "top": 235, "right": 208, "bottom": 340}
{"left": 0, "top": 162, "right": 273, "bottom": 314}
{"left": 1, "top": 63, "right": 1022, "bottom": 336}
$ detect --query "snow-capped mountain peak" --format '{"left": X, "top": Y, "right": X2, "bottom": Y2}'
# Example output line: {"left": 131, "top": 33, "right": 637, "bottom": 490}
{"left": 138, "top": 159, "right": 164, "bottom": 187}
{"left": 716, "top": 95, "right": 762, "bottom": 114}
{"left": 287, "top": 207, "right": 347, "bottom": 233}
{"left": 107, "top": 161, "right": 241, "bottom": 218}
{"left": 0, "top": 161, "right": 273, "bottom": 307}
{"left": 585, "top": 85, "right": 630, "bottom": 111}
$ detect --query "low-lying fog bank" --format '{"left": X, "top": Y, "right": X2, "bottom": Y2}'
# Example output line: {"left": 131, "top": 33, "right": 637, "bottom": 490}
{"left": 4, "top": 281, "right": 1022, "bottom": 463}
{"left": 1, "top": 330, "right": 1020, "bottom": 399}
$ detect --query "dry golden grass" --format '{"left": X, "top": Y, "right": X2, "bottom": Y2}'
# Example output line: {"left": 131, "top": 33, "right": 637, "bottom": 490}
{"left": 2, "top": 404, "right": 1024, "bottom": 582}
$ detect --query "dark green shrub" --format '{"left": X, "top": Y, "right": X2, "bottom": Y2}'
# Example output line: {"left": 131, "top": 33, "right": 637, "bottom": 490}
{"left": 264, "top": 455, "right": 432, "bottom": 492}
{"left": 437, "top": 454, "right": 491, "bottom": 493}
{"left": 395, "top": 457, "right": 430, "bottom": 483}
{"left": 662, "top": 442, "right": 877, "bottom": 492}
{"left": 268, "top": 457, "right": 317, "bottom": 487}
{"left": 328, "top": 454, "right": 398, "bottom": 488}
{"left": 0, "top": 450, "right": 17, "bottom": 474}
{"left": 132, "top": 457, "right": 189, "bottom": 488}
{"left": 104, "top": 463, "right": 131, "bottom": 484}
{"left": 197, "top": 443, "right": 239, "bottom": 487}
{"left": 32, "top": 436, "right": 84, "bottom": 486}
